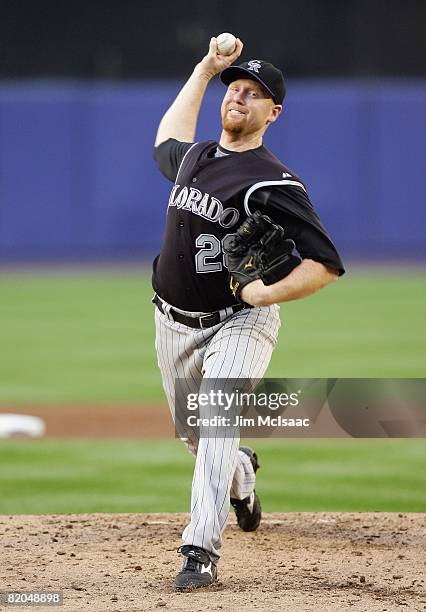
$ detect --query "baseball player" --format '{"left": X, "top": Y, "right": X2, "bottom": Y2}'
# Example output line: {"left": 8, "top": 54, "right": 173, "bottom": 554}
{"left": 152, "top": 37, "right": 345, "bottom": 591}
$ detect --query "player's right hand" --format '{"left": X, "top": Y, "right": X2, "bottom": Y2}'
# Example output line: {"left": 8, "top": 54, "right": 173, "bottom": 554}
{"left": 196, "top": 37, "right": 243, "bottom": 79}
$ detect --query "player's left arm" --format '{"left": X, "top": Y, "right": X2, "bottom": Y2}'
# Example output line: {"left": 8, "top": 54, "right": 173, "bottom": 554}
{"left": 240, "top": 259, "right": 339, "bottom": 306}
{"left": 240, "top": 187, "right": 344, "bottom": 306}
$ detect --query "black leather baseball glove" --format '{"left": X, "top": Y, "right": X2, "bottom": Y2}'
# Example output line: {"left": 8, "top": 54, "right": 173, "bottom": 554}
{"left": 224, "top": 211, "right": 302, "bottom": 302}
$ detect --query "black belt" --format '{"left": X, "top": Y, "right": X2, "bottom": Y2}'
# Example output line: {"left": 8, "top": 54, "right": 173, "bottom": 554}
{"left": 153, "top": 294, "right": 248, "bottom": 329}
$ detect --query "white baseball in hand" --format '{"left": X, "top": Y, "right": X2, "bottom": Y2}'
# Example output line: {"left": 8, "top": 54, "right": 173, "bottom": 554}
{"left": 216, "top": 32, "right": 237, "bottom": 56}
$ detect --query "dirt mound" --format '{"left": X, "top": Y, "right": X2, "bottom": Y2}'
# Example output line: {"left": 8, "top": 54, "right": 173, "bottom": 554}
{"left": 1, "top": 406, "right": 172, "bottom": 438}
{"left": 1, "top": 512, "right": 425, "bottom": 611}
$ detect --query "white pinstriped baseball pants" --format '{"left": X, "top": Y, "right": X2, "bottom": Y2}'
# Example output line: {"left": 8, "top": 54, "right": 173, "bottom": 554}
{"left": 154, "top": 300, "right": 281, "bottom": 561}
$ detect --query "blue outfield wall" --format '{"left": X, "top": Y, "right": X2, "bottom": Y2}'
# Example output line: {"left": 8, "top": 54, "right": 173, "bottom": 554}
{"left": 0, "top": 80, "right": 424, "bottom": 262}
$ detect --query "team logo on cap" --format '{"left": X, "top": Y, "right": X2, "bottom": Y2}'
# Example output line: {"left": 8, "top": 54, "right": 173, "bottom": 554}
{"left": 247, "top": 60, "right": 262, "bottom": 73}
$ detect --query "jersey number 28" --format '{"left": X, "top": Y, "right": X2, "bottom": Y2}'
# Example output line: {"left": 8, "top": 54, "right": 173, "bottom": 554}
{"left": 195, "top": 234, "right": 234, "bottom": 273}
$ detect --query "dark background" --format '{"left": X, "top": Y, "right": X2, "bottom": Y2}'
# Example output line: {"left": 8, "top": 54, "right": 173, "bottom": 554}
{"left": 0, "top": 0, "right": 424, "bottom": 262}
{"left": 1, "top": 0, "right": 425, "bottom": 79}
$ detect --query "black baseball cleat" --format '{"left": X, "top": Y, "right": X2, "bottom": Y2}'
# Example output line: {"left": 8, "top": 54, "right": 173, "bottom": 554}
{"left": 230, "top": 446, "right": 262, "bottom": 532}
{"left": 175, "top": 545, "right": 217, "bottom": 591}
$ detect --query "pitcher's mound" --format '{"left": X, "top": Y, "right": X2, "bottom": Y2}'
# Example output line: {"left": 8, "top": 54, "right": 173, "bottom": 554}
{"left": 1, "top": 512, "right": 424, "bottom": 611}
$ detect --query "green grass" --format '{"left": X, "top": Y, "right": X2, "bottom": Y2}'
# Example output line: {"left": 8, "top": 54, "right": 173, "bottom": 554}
{"left": 0, "top": 269, "right": 158, "bottom": 403}
{"left": 0, "top": 267, "right": 424, "bottom": 515}
{"left": 271, "top": 267, "right": 426, "bottom": 378}
{"left": 0, "top": 438, "right": 424, "bottom": 514}
{"left": 0, "top": 267, "right": 425, "bottom": 404}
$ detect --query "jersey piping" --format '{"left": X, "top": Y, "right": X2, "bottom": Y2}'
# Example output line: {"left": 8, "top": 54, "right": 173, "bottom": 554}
{"left": 175, "top": 142, "right": 199, "bottom": 183}
{"left": 244, "top": 179, "right": 307, "bottom": 215}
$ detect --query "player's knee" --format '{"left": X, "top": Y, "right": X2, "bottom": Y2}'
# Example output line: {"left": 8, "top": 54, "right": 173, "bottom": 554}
{"left": 180, "top": 436, "right": 198, "bottom": 457}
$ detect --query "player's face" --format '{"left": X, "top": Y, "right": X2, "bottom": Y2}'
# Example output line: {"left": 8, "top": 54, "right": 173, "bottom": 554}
{"left": 221, "top": 79, "right": 282, "bottom": 136}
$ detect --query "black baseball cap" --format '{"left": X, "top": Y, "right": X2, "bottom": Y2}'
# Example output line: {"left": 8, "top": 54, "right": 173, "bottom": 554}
{"left": 220, "top": 60, "right": 286, "bottom": 104}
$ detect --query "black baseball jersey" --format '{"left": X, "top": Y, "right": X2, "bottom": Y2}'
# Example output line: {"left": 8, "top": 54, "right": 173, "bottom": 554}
{"left": 153, "top": 138, "right": 345, "bottom": 312}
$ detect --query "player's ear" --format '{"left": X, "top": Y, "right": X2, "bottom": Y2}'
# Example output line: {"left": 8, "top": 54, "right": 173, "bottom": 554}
{"left": 269, "top": 104, "right": 282, "bottom": 123}
{"left": 265, "top": 104, "right": 282, "bottom": 128}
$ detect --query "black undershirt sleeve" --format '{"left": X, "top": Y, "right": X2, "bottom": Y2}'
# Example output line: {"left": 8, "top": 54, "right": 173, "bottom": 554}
{"left": 249, "top": 187, "right": 345, "bottom": 276}
{"left": 153, "top": 138, "right": 194, "bottom": 182}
